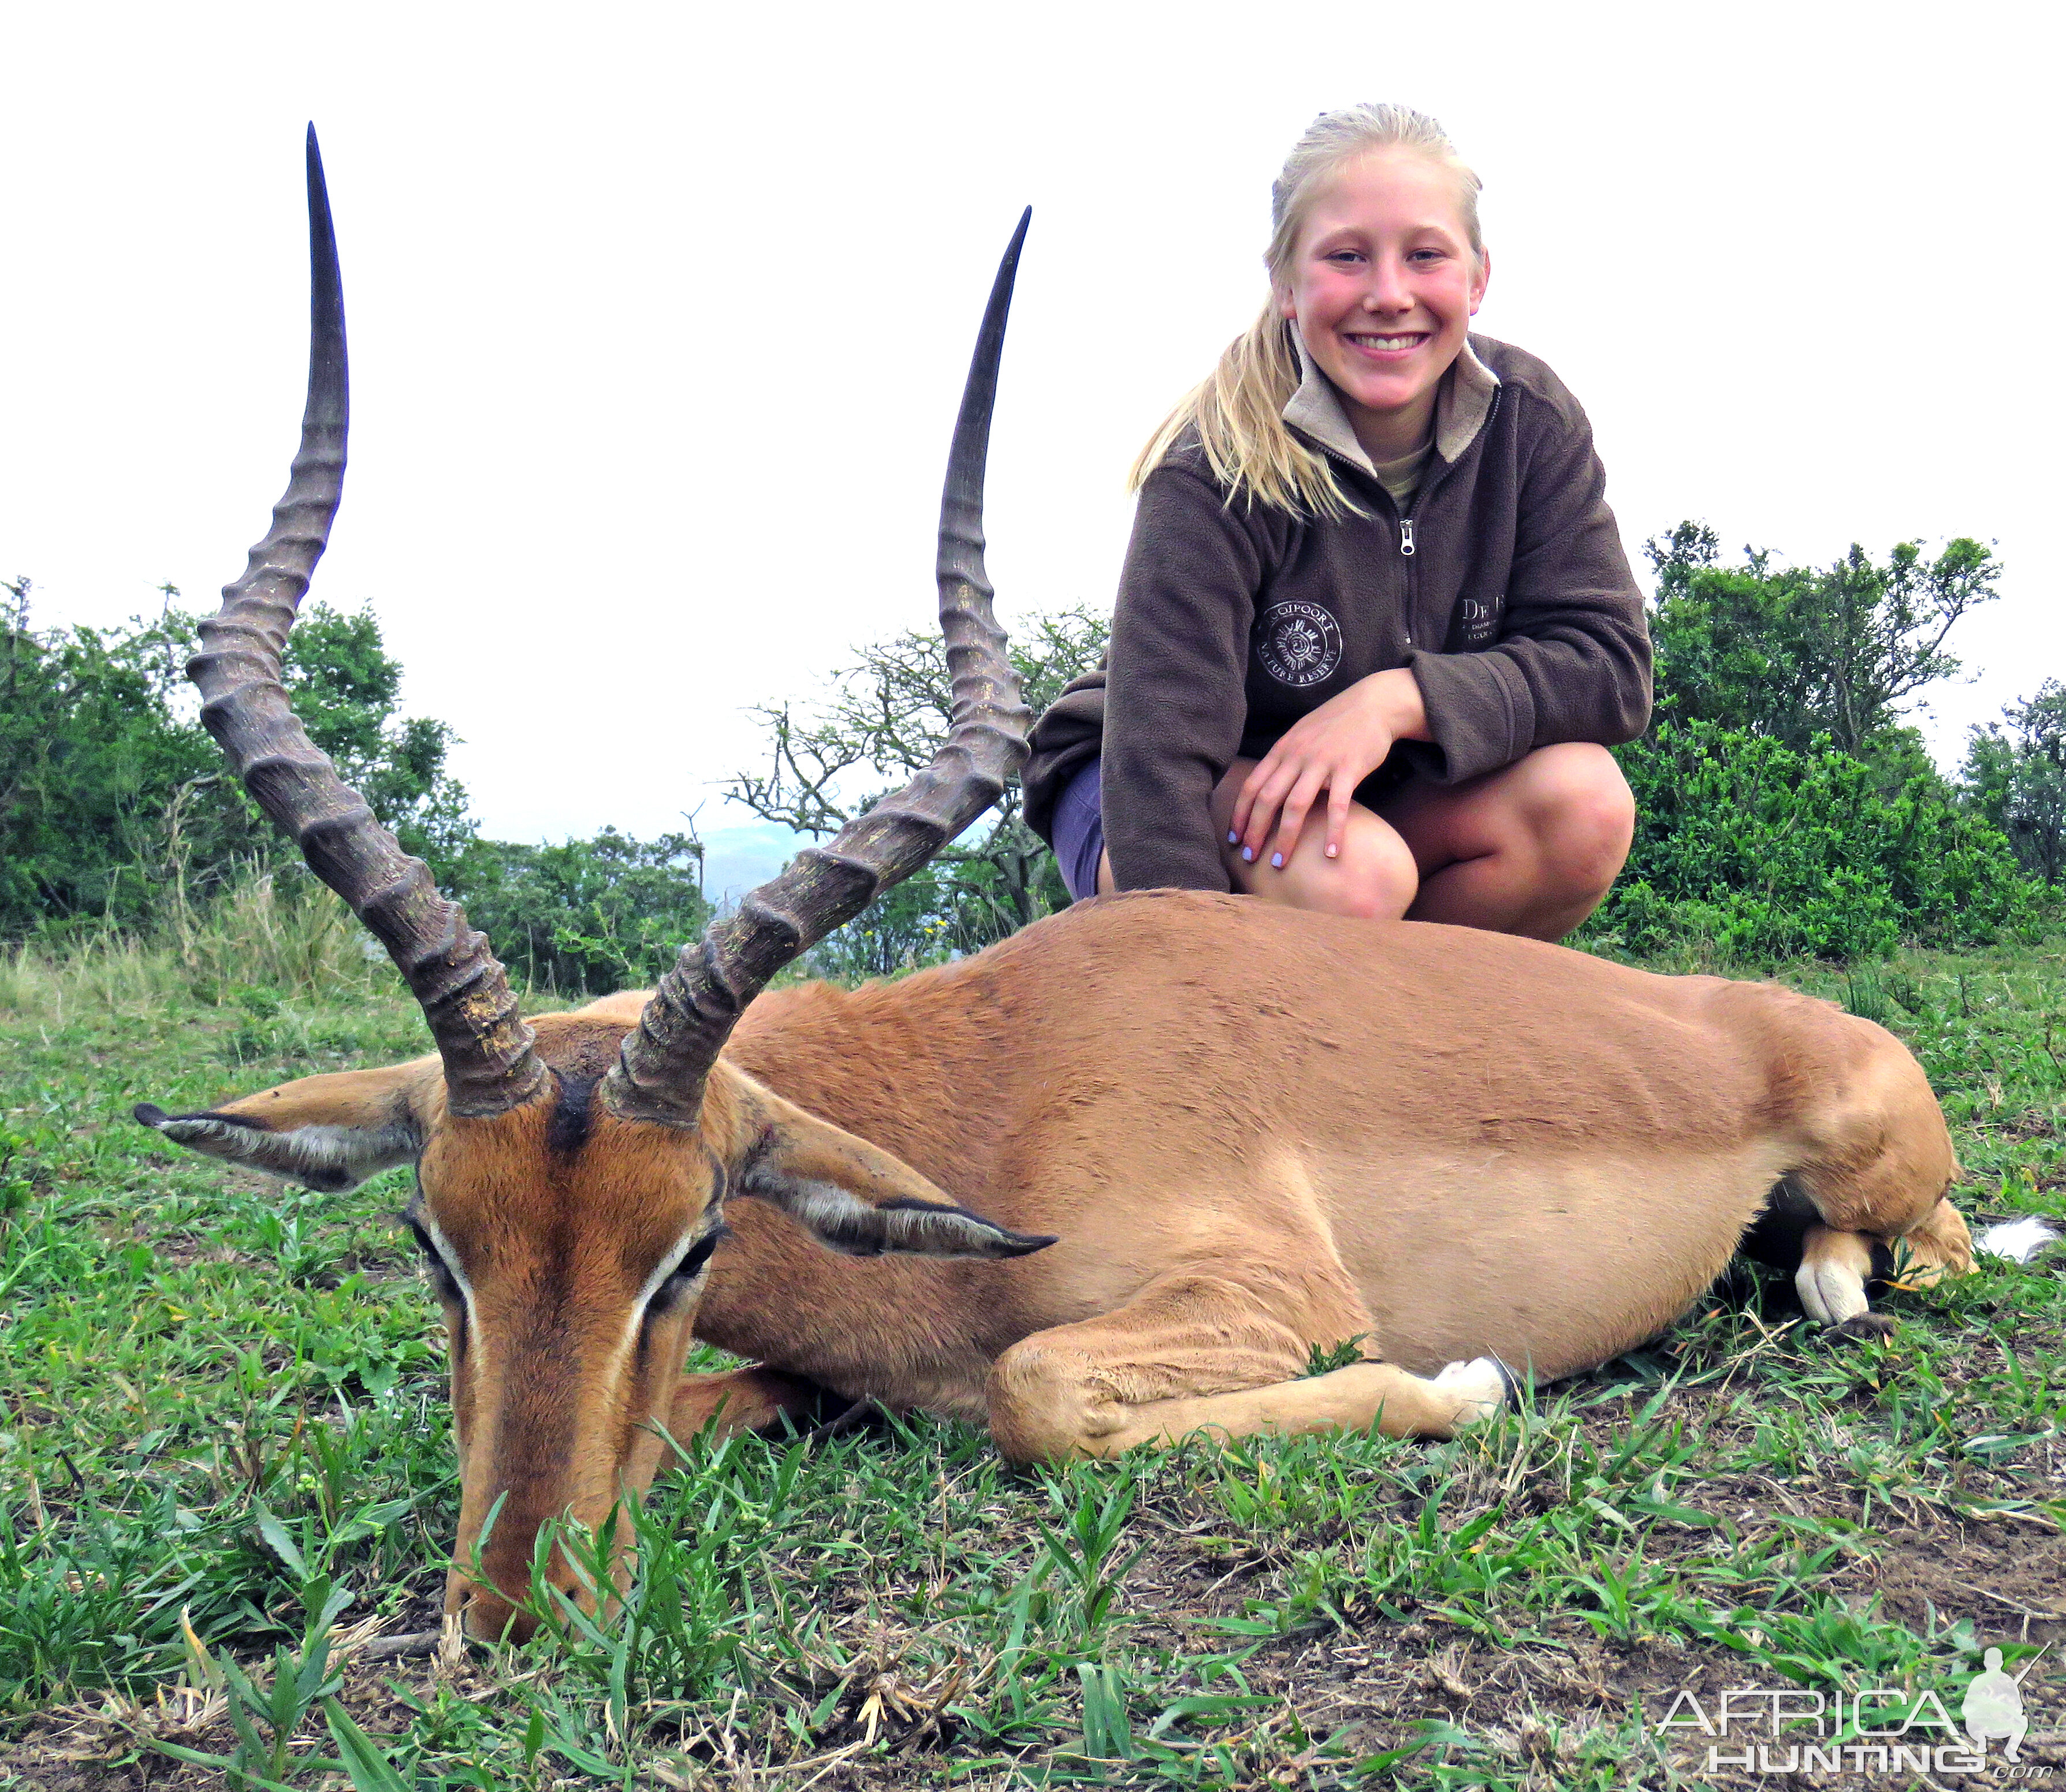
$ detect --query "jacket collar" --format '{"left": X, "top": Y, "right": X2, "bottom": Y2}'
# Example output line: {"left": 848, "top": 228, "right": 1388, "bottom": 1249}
{"left": 1283, "top": 326, "right": 1500, "bottom": 476}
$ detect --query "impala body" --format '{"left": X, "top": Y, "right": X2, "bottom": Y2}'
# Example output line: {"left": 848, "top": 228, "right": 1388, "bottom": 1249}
{"left": 139, "top": 135, "right": 1974, "bottom": 1644}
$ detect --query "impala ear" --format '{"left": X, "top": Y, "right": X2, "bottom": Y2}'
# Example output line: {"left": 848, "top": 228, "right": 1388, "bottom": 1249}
{"left": 714, "top": 1070, "right": 1056, "bottom": 1261}
{"left": 134, "top": 1058, "right": 438, "bottom": 1193}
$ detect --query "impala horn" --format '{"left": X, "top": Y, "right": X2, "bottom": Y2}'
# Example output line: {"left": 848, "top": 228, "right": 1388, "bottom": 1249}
{"left": 604, "top": 210, "right": 1034, "bottom": 1126}
{"left": 188, "top": 128, "right": 546, "bottom": 1119}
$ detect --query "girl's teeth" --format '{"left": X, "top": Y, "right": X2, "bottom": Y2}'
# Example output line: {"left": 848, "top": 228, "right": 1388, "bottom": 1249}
{"left": 1357, "top": 335, "right": 1419, "bottom": 350}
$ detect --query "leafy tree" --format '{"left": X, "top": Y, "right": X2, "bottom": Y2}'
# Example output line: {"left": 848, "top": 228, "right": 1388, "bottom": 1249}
{"left": 1599, "top": 526, "right": 2045, "bottom": 960}
{"left": 1962, "top": 681, "right": 2066, "bottom": 885}
{"left": 276, "top": 605, "right": 475, "bottom": 873}
{"left": 728, "top": 605, "right": 1110, "bottom": 970}
{"left": 0, "top": 588, "right": 470, "bottom": 937}
{"left": 453, "top": 828, "right": 709, "bottom": 994}
{"left": 1644, "top": 522, "right": 2002, "bottom": 757}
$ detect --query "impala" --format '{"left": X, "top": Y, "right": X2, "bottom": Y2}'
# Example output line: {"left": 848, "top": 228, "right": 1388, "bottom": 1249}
{"left": 141, "top": 133, "right": 1975, "bottom": 1644}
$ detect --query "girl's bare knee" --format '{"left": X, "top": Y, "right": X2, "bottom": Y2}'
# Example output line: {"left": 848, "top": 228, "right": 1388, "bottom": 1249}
{"left": 1290, "top": 821, "right": 1417, "bottom": 921}
{"left": 1527, "top": 745, "right": 1635, "bottom": 897}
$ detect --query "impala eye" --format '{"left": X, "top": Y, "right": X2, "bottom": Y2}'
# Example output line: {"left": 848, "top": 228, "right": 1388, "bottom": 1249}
{"left": 646, "top": 1228, "right": 726, "bottom": 1318}
{"left": 404, "top": 1214, "right": 463, "bottom": 1303}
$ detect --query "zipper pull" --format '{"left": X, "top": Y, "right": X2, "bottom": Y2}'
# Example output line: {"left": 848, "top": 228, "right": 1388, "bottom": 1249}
{"left": 1399, "top": 517, "right": 1416, "bottom": 557}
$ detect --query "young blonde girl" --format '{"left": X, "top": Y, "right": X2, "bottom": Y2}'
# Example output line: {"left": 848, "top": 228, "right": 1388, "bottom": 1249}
{"left": 1025, "top": 104, "right": 1649, "bottom": 940}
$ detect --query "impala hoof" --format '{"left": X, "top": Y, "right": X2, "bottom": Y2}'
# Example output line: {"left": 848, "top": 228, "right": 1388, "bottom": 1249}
{"left": 1826, "top": 1313, "right": 1897, "bottom": 1343}
{"left": 1433, "top": 1357, "right": 1513, "bottom": 1427}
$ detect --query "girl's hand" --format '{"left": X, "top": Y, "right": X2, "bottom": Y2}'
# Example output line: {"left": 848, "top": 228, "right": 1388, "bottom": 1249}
{"left": 1229, "top": 669, "right": 1430, "bottom": 869}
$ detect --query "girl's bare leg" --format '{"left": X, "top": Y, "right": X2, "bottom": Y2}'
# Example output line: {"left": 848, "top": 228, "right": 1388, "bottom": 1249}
{"left": 1096, "top": 766, "right": 1417, "bottom": 914}
{"left": 1099, "top": 743, "right": 1632, "bottom": 942}
{"left": 1212, "top": 763, "right": 1420, "bottom": 917}
{"left": 1381, "top": 743, "right": 1634, "bottom": 941}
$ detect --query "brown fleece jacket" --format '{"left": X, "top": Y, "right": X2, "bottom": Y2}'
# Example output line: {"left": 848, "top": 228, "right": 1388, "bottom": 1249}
{"left": 1023, "top": 332, "right": 1651, "bottom": 892}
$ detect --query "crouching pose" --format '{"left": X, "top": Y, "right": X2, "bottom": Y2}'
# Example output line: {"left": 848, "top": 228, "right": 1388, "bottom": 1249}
{"left": 1027, "top": 104, "right": 1647, "bottom": 941}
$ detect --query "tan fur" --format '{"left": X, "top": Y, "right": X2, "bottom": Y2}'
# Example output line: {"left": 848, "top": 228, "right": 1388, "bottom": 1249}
{"left": 142, "top": 893, "right": 1968, "bottom": 1640}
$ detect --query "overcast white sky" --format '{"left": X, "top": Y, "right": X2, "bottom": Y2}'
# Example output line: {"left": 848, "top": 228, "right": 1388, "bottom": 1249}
{"left": 4, "top": 1, "right": 2060, "bottom": 847}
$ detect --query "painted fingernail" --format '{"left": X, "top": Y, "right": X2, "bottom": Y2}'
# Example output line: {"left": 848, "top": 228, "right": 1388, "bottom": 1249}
{"left": 1326, "top": 844, "right": 1339, "bottom": 859}
{"left": 1241, "top": 846, "right": 1255, "bottom": 862}
{"left": 1228, "top": 830, "right": 1239, "bottom": 844}
{"left": 1271, "top": 852, "right": 1284, "bottom": 869}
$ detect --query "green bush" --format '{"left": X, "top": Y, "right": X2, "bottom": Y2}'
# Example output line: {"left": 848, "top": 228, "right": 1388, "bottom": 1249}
{"left": 1588, "top": 722, "right": 2039, "bottom": 962}
{"left": 453, "top": 828, "right": 710, "bottom": 995}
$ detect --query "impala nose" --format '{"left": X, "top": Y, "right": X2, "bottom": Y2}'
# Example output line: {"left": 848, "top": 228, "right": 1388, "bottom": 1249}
{"left": 448, "top": 1514, "right": 624, "bottom": 1646}
{"left": 448, "top": 1554, "right": 576, "bottom": 1646}
{"left": 457, "top": 1584, "right": 539, "bottom": 1646}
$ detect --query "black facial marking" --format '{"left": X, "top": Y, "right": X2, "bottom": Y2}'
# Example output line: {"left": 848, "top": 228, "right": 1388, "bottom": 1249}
{"left": 546, "top": 1074, "right": 598, "bottom": 1158}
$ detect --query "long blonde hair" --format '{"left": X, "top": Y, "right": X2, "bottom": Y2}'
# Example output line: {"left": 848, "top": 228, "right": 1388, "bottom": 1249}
{"left": 1131, "top": 103, "right": 1484, "bottom": 518}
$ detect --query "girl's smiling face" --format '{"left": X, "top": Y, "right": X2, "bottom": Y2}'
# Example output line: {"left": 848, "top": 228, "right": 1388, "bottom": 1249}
{"left": 1278, "top": 150, "right": 1489, "bottom": 459}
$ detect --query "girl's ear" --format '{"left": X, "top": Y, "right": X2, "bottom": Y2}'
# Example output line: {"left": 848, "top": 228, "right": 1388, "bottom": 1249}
{"left": 1469, "top": 245, "right": 1491, "bottom": 314}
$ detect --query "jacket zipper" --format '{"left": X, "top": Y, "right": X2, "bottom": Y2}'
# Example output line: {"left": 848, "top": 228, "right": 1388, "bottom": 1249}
{"left": 1309, "top": 382, "right": 1502, "bottom": 636}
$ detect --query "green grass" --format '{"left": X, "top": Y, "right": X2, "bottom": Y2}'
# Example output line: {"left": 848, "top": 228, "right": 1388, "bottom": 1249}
{"left": 0, "top": 905, "right": 2060, "bottom": 1789}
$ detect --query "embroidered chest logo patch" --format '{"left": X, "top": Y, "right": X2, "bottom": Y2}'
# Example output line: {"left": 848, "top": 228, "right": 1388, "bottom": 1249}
{"left": 1255, "top": 600, "right": 1343, "bottom": 688}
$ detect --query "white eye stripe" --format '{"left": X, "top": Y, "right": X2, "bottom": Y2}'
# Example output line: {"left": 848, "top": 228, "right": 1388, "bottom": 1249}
{"left": 412, "top": 1208, "right": 474, "bottom": 1302}
{"left": 632, "top": 1226, "right": 716, "bottom": 1310}
{"left": 410, "top": 1207, "right": 482, "bottom": 1394}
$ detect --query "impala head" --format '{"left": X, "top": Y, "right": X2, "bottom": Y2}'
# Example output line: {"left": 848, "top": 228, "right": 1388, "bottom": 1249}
{"left": 137, "top": 129, "right": 1040, "bottom": 1644}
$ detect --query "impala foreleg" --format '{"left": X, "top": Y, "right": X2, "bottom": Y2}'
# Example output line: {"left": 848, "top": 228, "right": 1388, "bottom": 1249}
{"left": 984, "top": 1266, "right": 1508, "bottom": 1465}
{"left": 1057, "top": 1359, "right": 1511, "bottom": 1459}
{"left": 660, "top": 1366, "right": 828, "bottom": 1448}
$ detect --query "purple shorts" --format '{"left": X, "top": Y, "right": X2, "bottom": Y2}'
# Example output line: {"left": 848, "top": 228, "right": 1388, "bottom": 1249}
{"left": 1051, "top": 758, "right": 1105, "bottom": 902}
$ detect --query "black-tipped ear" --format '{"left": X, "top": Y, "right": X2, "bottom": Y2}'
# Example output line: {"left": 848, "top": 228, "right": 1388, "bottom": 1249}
{"left": 712, "top": 1068, "right": 1056, "bottom": 1261}
{"left": 739, "top": 1174, "right": 1057, "bottom": 1261}
{"left": 135, "top": 1100, "right": 419, "bottom": 1193}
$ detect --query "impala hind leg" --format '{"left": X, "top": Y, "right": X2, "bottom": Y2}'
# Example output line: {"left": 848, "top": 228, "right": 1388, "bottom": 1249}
{"left": 1796, "top": 1225, "right": 1879, "bottom": 1327}
{"left": 984, "top": 1268, "right": 1509, "bottom": 1466}
{"left": 1892, "top": 1197, "right": 1975, "bottom": 1284}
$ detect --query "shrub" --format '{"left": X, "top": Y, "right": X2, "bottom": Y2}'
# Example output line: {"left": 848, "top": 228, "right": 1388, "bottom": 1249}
{"left": 1587, "top": 722, "right": 2038, "bottom": 963}
{"left": 0, "top": 588, "right": 471, "bottom": 938}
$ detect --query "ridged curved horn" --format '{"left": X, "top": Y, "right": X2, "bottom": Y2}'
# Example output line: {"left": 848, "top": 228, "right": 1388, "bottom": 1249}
{"left": 605, "top": 210, "right": 1035, "bottom": 1126}
{"left": 188, "top": 128, "right": 546, "bottom": 1120}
